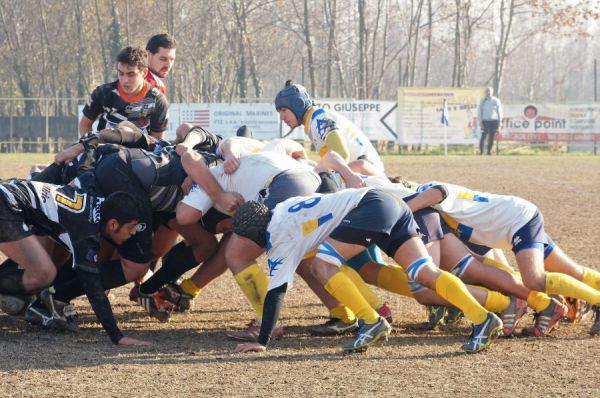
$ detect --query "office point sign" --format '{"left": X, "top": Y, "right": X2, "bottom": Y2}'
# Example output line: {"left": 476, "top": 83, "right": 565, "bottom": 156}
{"left": 500, "top": 103, "right": 600, "bottom": 142}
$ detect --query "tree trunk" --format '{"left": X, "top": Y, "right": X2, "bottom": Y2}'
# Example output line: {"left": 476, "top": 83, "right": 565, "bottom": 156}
{"left": 423, "top": 0, "right": 432, "bottom": 86}
{"left": 324, "top": 0, "right": 337, "bottom": 97}
{"left": 303, "top": 0, "right": 316, "bottom": 95}
{"left": 94, "top": 0, "right": 110, "bottom": 82}
{"left": 358, "top": 0, "right": 367, "bottom": 98}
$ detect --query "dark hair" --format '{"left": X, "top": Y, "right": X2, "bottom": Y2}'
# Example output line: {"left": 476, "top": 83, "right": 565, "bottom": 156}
{"left": 236, "top": 125, "right": 253, "bottom": 138}
{"left": 146, "top": 33, "right": 177, "bottom": 54}
{"left": 116, "top": 46, "right": 147, "bottom": 71}
{"left": 100, "top": 191, "right": 141, "bottom": 226}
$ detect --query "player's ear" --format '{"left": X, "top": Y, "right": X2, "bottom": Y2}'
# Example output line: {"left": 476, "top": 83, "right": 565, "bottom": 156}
{"left": 105, "top": 218, "right": 119, "bottom": 233}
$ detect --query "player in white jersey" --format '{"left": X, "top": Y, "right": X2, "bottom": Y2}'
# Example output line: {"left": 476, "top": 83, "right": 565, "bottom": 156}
{"left": 275, "top": 81, "right": 385, "bottom": 176}
{"left": 216, "top": 135, "right": 309, "bottom": 174}
{"left": 231, "top": 188, "right": 502, "bottom": 354}
{"left": 408, "top": 181, "right": 600, "bottom": 336}
{"left": 175, "top": 151, "right": 322, "bottom": 340}
{"left": 314, "top": 163, "right": 548, "bottom": 336}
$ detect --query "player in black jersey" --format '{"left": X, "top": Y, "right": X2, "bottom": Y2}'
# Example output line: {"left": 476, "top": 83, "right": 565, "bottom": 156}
{"left": 0, "top": 179, "right": 149, "bottom": 345}
{"left": 33, "top": 122, "right": 244, "bottom": 321}
{"left": 79, "top": 46, "right": 169, "bottom": 140}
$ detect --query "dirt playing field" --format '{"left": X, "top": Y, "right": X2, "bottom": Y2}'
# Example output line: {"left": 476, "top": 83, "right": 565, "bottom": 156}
{"left": 0, "top": 153, "right": 599, "bottom": 397}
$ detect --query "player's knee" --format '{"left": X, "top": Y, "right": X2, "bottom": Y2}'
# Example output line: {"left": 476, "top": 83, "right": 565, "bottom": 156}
{"left": 310, "top": 260, "right": 329, "bottom": 282}
{"left": 521, "top": 272, "right": 546, "bottom": 292}
{"left": 30, "top": 265, "right": 56, "bottom": 290}
{"left": 176, "top": 210, "right": 196, "bottom": 226}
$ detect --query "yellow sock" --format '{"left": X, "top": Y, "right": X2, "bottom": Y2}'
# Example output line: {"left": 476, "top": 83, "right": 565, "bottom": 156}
{"left": 582, "top": 268, "right": 600, "bottom": 291}
{"left": 340, "top": 265, "right": 383, "bottom": 310}
{"left": 545, "top": 272, "right": 600, "bottom": 305}
{"left": 376, "top": 264, "right": 413, "bottom": 298}
{"left": 330, "top": 305, "right": 356, "bottom": 323}
{"left": 483, "top": 257, "right": 518, "bottom": 275}
{"left": 484, "top": 291, "right": 511, "bottom": 313}
{"left": 526, "top": 291, "right": 552, "bottom": 312}
{"left": 435, "top": 272, "right": 488, "bottom": 324}
{"left": 180, "top": 278, "right": 201, "bottom": 298}
{"left": 233, "top": 263, "right": 268, "bottom": 319}
{"left": 325, "top": 272, "right": 379, "bottom": 324}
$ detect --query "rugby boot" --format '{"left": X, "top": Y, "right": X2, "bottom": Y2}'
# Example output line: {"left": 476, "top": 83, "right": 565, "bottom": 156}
{"left": 226, "top": 319, "right": 285, "bottom": 341}
{"left": 342, "top": 317, "right": 391, "bottom": 353}
{"left": 521, "top": 297, "right": 568, "bottom": 337}
{"left": 39, "top": 288, "right": 79, "bottom": 332}
{"left": 0, "top": 293, "right": 34, "bottom": 316}
{"left": 137, "top": 290, "right": 174, "bottom": 323}
{"left": 309, "top": 318, "right": 359, "bottom": 336}
{"left": 24, "top": 302, "right": 62, "bottom": 330}
{"left": 160, "top": 282, "right": 195, "bottom": 312}
{"left": 462, "top": 312, "right": 502, "bottom": 353}
{"left": 499, "top": 297, "right": 528, "bottom": 337}
{"left": 444, "top": 307, "right": 464, "bottom": 324}
{"left": 424, "top": 306, "right": 446, "bottom": 330}
{"left": 376, "top": 303, "right": 393, "bottom": 324}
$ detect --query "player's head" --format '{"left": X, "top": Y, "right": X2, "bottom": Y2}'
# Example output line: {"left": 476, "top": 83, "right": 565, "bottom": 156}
{"left": 388, "top": 176, "right": 419, "bottom": 190}
{"left": 116, "top": 46, "right": 147, "bottom": 95}
{"left": 484, "top": 86, "right": 494, "bottom": 97}
{"left": 100, "top": 191, "right": 142, "bottom": 245}
{"left": 236, "top": 125, "right": 253, "bottom": 138}
{"left": 232, "top": 201, "right": 272, "bottom": 248}
{"left": 146, "top": 33, "right": 177, "bottom": 78}
{"left": 275, "top": 80, "right": 313, "bottom": 128}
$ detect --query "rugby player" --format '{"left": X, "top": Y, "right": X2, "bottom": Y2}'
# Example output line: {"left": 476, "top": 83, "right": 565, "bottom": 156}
{"left": 79, "top": 46, "right": 168, "bottom": 139}
{"left": 407, "top": 180, "right": 600, "bottom": 336}
{"left": 275, "top": 80, "right": 384, "bottom": 176}
{"left": 0, "top": 179, "right": 148, "bottom": 345}
{"left": 232, "top": 188, "right": 503, "bottom": 354}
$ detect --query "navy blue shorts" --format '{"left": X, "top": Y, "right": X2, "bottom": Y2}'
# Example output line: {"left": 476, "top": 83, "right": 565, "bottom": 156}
{"left": 512, "top": 210, "right": 553, "bottom": 254}
{"left": 413, "top": 208, "right": 451, "bottom": 244}
{"left": 329, "top": 190, "right": 420, "bottom": 256}
{"left": 262, "top": 169, "right": 321, "bottom": 210}
{"left": 465, "top": 241, "right": 493, "bottom": 256}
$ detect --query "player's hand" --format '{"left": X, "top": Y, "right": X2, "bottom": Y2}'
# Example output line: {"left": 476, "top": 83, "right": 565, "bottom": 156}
{"left": 54, "top": 144, "right": 83, "bottom": 165}
{"left": 223, "top": 157, "right": 241, "bottom": 174}
{"left": 233, "top": 342, "right": 266, "bottom": 353}
{"left": 217, "top": 191, "right": 244, "bottom": 213}
{"left": 118, "top": 336, "right": 151, "bottom": 346}
{"left": 345, "top": 173, "right": 366, "bottom": 189}
{"left": 181, "top": 176, "right": 194, "bottom": 195}
{"left": 175, "top": 143, "right": 191, "bottom": 157}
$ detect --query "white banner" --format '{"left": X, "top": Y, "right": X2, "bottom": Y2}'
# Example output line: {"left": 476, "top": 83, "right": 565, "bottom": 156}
{"left": 397, "top": 87, "right": 483, "bottom": 145}
{"left": 313, "top": 100, "right": 397, "bottom": 141}
{"left": 167, "top": 103, "right": 281, "bottom": 142}
{"left": 500, "top": 103, "right": 600, "bottom": 142}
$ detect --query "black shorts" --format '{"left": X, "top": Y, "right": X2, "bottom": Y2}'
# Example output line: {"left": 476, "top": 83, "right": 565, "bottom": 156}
{"left": 0, "top": 196, "right": 32, "bottom": 242}
{"left": 201, "top": 208, "right": 231, "bottom": 235}
{"left": 152, "top": 211, "right": 177, "bottom": 232}
{"left": 329, "top": 190, "right": 419, "bottom": 253}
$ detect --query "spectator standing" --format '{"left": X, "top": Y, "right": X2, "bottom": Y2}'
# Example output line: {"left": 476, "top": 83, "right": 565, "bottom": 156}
{"left": 477, "top": 87, "right": 503, "bottom": 155}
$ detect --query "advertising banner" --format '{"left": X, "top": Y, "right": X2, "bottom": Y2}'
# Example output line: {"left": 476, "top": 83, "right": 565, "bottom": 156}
{"left": 397, "top": 87, "right": 483, "bottom": 145}
{"left": 500, "top": 103, "right": 600, "bottom": 142}
{"left": 313, "top": 100, "right": 397, "bottom": 140}
{"left": 167, "top": 103, "right": 281, "bottom": 142}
